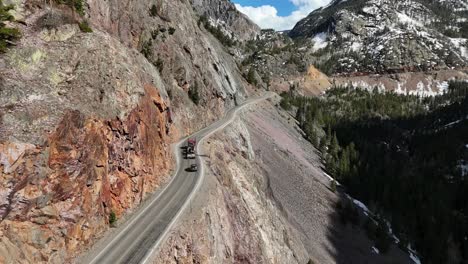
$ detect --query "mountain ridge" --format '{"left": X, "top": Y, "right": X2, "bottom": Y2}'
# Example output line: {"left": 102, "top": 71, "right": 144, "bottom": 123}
{"left": 289, "top": 0, "right": 468, "bottom": 74}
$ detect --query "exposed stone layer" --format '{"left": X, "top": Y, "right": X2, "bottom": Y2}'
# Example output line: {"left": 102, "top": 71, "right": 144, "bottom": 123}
{"left": 0, "top": 83, "right": 173, "bottom": 263}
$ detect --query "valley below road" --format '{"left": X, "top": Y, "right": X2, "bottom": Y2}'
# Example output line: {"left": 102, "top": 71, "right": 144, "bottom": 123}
{"left": 78, "top": 93, "right": 273, "bottom": 264}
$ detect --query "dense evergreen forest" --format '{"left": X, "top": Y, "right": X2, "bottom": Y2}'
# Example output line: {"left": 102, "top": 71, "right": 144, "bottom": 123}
{"left": 281, "top": 82, "right": 468, "bottom": 263}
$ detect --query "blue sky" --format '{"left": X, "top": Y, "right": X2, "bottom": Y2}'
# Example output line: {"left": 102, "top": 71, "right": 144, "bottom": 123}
{"left": 233, "top": 0, "right": 332, "bottom": 31}
{"left": 233, "top": 0, "right": 296, "bottom": 16}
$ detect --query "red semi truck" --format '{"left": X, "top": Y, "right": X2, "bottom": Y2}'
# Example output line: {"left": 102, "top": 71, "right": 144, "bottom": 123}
{"left": 186, "top": 138, "right": 196, "bottom": 159}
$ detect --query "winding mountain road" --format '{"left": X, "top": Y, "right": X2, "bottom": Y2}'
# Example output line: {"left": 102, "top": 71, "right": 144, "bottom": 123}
{"left": 82, "top": 93, "right": 272, "bottom": 264}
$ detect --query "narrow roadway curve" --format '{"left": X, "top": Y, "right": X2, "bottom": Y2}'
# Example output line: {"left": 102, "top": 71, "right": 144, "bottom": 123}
{"left": 83, "top": 93, "right": 272, "bottom": 264}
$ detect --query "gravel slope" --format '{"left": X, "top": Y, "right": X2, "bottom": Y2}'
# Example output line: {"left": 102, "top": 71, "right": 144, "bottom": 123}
{"left": 244, "top": 96, "right": 412, "bottom": 264}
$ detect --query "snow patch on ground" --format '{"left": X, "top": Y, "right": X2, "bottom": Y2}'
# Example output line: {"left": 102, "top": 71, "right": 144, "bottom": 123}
{"left": 323, "top": 171, "right": 340, "bottom": 185}
{"left": 396, "top": 12, "right": 423, "bottom": 27}
{"left": 26, "top": 94, "right": 44, "bottom": 102}
{"left": 312, "top": 32, "right": 329, "bottom": 51}
{"left": 459, "top": 160, "right": 468, "bottom": 177}
{"left": 436, "top": 81, "right": 449, "bottom": 92}
{"left": 347, "top": 197, "right": 370, "bottom": 216}
{"left": 350, "top": 42, "right": 362, "bottom": 52}
{"left": 384, "top": 220, "right": 401, "bottom": 244}
{"left": 395, "top": 80, "right": 449, "bottom": 97}
{"left": 450, "top": 38, "right": 468, "bottom": 58}
{"left": 408, "top": 245, "right": 422, "bottom": 264}
{"left": 443, "top": 115, "right": 467, "bottom": 128}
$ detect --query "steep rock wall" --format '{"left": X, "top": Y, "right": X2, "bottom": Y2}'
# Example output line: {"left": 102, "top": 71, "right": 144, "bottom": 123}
{"left": 0, "top": 19, "right": 175, "bottom": 260}
{"left": 86, "top": 0, "right": 253, "bottom": 134}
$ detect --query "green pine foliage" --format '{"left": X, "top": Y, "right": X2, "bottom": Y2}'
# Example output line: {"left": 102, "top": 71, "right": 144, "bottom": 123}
{"left": 330, "top": 179, "right": 337, "bottom": 193}
{"left": 281, "top": 82, "right": 468, "bottom": 263}
{"left": 0, "top": 0, "right": 20, "bottom": 52}
{"left": 78, "top": 20, "right": 92, "bottom": 33}
{"left": 109, "top": 211, "right": 117, "bottom": 226}
{"left": 55, "top": 0, "right": 85, "bottom": 16}
{"left": 198, "top": 15, "right": 236, "bottom": 47}
{"left": 246, "top": 67, "right": 258, "bottom": 86}
{"left": 188, "top": 83, "right": 200, "bottom": 105}
{"left": 149, "top": 4, "right": 158, "bottom": 17}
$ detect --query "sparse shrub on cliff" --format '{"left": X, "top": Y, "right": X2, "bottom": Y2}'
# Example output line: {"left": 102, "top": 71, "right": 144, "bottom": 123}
{"left": 330, "top": 179, "right": 337, "bottom": 193}
{"left": 365, "top": 217, "right": 392, "bottom": 254}
{"left": 141, "top": 40, "right": 153, "bottom": 59}
{"left": 55, "top": 0, "right": 85, "bottom": 16}
{"left": 154, "top": 57, "right": 163, "bottom": 72}
{"left": 338, "top": 200, "right": 359, "bottom": 226}
{"left": 168, "top": 27, "right": 176, "bottom": 35}
{"left": 0, "top": 0, "right": 20, "bottom": 52}
{"left": 279, "top": 95, "right": 291, "bottom": 111}
{"left": 188, "top": 83, "right": 200, "bottom": 105}
{"left": 79, "top": 20, "right": 92, "bottom": 33}
{"left": 109, "top": 211, "right": 117, "bottom": 226}
{"left": 149, "top": 4, "right": 158, "bottom": 17}
{"left": 37, "top": 10, "right": 75, "bottom": 29}
{"left": 198, "top": 15, "right": 235, "bottom": 47}
{"left": 246, "top": 67, "right": 258, "bottom": 86}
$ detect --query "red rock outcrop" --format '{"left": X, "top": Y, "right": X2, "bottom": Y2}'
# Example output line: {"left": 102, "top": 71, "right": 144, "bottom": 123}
{"left": 0, "top": 84, "right": 174, "bottom": 263}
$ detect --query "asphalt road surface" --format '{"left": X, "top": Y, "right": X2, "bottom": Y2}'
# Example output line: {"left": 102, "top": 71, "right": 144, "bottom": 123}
{"left": 83, "top": 93, "right": 271, "bottom": 264}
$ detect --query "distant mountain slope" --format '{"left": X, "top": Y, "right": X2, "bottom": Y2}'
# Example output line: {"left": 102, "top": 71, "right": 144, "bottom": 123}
{"left": 191, "top": 0, "right": 260, "bottom": 42}
{"left": 289, "top": 0, "right": 468, "bottom": 74}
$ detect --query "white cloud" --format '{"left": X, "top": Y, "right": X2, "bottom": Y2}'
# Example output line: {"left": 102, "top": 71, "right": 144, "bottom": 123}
{"left": 235, "top": 0, "right": 332, "bottom": 31}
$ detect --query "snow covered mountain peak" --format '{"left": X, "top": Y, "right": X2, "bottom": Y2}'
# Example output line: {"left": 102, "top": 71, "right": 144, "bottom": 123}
{"left": 289, "top": 0, "right": 468, "bottom": 74}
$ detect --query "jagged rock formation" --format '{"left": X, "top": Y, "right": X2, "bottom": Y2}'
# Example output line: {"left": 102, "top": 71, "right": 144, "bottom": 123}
{"left": 0, "top": 21, "right": 174, "bottom": 263}
{"left": 86, "top": 0, "right": 256, "bottom": 128}
{"left": 239, "top": 0, "right": 468, "bottom": 95}
{"left": 191, "top": 0, "right": 260, "bottom": 42}
{"left": 0, "top": 0, "right": 259, "bottom": 262}
{"left": 290, "top": 0, "right": 468, "bottom": 74}
{"left": 238, "top": 29, "right": 331, "bottom": 95}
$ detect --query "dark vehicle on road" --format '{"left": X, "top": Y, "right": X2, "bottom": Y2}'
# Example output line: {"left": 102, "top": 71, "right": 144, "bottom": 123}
{"left": 188, "top": 164, "right": 198, "bottom": 172}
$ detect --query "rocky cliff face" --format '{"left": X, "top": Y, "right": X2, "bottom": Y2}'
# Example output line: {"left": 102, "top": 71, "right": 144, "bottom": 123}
{"left": 191, "top": 0, "right": 260, "bottom": 42}
{"left": 239, "top": 0, "right": 468, "bottom": 95}
{"left": 86, "top": 0, "right": 256, "bottom": 129}
{"left": 0, "top": 0, "right": 256, "bottom": 261}
{"left": 0, "top": 20, "right": 174, "bottom": 263}
{"left": 289, "top": 0, "right": 468, "bottom": 74}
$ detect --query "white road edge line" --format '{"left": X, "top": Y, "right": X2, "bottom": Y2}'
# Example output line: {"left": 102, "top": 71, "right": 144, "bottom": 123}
{"left": 141, "top": 94, "right": 271, "bottom": 264}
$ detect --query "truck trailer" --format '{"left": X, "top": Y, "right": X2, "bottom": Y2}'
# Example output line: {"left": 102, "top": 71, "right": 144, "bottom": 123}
{"left": 185, "top": 138, "right": 196, "bottom": 159}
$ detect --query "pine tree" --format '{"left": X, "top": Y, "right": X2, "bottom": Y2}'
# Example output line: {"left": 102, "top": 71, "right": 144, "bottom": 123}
{"left": 247, "top": 67, "right": 258, "bottom": 86}
{"left": 339, "top": 146, "right": 351, "bottom": 179}
{"left": 188, "top": 83, "right": 200, "bottom": 105}
{"left": 296, "top": 104, "right": 305, "bottom": 125}
{"left": 330, "top": 179, "right": 337, "bottom": 193}
{"left": 305, "top": 121, "right": 316, "bottom": 145}
{"left": 0, "top": 0, "right": 20, "bottom": 52}
{"left": 330, "top": 132, "right": 340, "bottom": 160}
{"left": 319, "top": 136, "right": 327, "bottom": 154}
{"left": 314, "top": 109, "right": 324, "bottom": 125}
